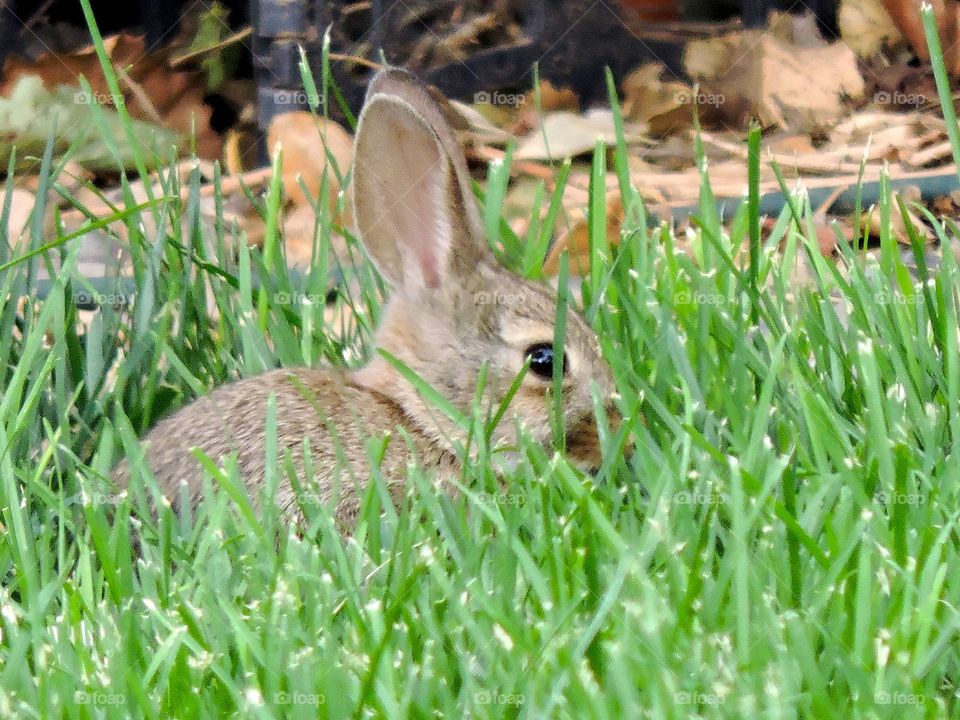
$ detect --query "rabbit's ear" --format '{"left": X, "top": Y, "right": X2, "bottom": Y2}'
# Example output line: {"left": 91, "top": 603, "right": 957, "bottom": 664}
{"left": 352, "top": 70, "right": 486, "bottom": 292}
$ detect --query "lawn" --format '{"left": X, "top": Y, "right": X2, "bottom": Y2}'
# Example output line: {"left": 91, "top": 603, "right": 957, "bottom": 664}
{"left": 1, "top": 13, "right": 960, "bottom": 720}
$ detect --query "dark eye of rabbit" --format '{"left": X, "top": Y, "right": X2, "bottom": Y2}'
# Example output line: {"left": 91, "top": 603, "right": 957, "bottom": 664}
{"left": 525, "top": 343, "right": 568, "bottom": 379}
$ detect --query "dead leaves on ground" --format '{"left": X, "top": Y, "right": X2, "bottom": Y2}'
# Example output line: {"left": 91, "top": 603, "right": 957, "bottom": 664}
{"left": 266, "top": 113, "right": 354, "bottom": 266}
{"left": 446, "top": 6, "right": 959, "bottom": 279}
{"left": 2, "top": 34, "right": 220, "bottom": 160}
{"left": 686, "top": 17, "right": 865, "bottom": 132}
{"left": 3, "top": 2, "right": 957, "bottom": 294}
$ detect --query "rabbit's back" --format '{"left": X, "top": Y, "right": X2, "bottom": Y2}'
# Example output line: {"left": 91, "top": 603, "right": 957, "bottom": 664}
{"left": 118, "top": 367, "right": 454, "bottom": 522}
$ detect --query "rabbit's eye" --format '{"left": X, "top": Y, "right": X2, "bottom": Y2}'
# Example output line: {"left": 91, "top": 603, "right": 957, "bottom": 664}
{"left": 525, "top": 343, "right": 568, "bottom": 380}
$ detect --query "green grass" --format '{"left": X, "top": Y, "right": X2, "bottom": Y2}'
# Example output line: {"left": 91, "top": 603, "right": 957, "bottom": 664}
{"left": 2, "top": 10, "right": 960, "bottom": 720}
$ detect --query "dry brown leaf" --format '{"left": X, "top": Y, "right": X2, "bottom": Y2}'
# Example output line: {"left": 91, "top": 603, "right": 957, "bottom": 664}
{"left": 766, "top": 134, "right": 817, "bottom": 155}
{"left": 2, "top": 33, "right": 220, "bottom": 159}
{"left": 515, "top": 111, "right": 638, "bottom": 161}
{"left": 882, "top": 0, "right": 960, "bottom": 74}
{"left": 223, "top": 122, "right": 261, "bottom": 175}
{"left": 466, "top": 145, "right": 554, "bottom": 181}
{"left": 839, "top": 0, "right": 903, "bottom": 56}
{"left": 544, "top": 192, "right": 624, "bottom": 276}
{"left": 262, "top": 113, "right": 355, "bottom": 269}
{"left": 512, "top": 80, "right": 580, "bottom": 135}
{"left": 621, "top": 64, "right": 689, "bottom": 125}
{"left": 761, "top": 215, "right": 839, "bottom": 256}
{"left": 447, "top": 100, "right": 516, "bottom": 146}
{"left": 531, "top": 81, "right": 580, "bottom": 113}
{"left": 267, "top": 112, "right": 353, "bottom": 212}
{"left": 622, "top": 0, "right": 680, "bottom": 22}
{"left": 862, "top": 185, "right": 936, "bottom": 244}
{"left": 686, "top": 28, "right": 865, "bottom": 132}
{"left": 811, "top": 219, "right": 841, "bottom": 255}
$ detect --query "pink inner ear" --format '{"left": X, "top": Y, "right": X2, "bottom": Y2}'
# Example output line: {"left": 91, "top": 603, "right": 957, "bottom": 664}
{"left": 385, "top": 171, "right": 443, "bottom": 289}
{"left": 387, "top": 132, "right": 449, "bottom": 290}
{"left": 355, "top": 95, "right": 456, "bottom": 292}
{"left": 415, "top": 239, "right": 441, "bottom": 289}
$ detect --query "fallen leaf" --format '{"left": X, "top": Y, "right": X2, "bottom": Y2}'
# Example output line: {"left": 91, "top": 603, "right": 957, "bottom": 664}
{"left": 621, "top": 63, "right": 698, "bottom": 134}
{"left": 512, "top": 80, "right": 580, "bottom": 135}
{"left": 1, "top": 33, "right": 220, "bottom": 158}
{"left": 840, "top": 0, "right": 904, "bottom": 57}
{"left": 544, "top": 192, "right": 624, "bottom": 276}
{"left": 862, "top": 185, "right": 936, "bottom": 244}
{"left": 882, "top": 0, "right": 960, "bottom": 74}
{"left": 267, "top": 112, "right": 353, "bottom": 212}
{"left": 686, "top": 27, "right": 865, "bottom": 132}
{"left": 515, "top": 111, "right": 640, "bottom": 161}
{"left": 0, "top": 76, "right": 180, "bottom": 172}
{"left": 447, "top": 100, "right": 516, "bottom": 146}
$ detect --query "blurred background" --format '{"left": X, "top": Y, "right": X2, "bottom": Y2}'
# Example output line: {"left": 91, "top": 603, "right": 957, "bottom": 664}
{"left": 3, "top": 0, "right": 958, "bottom": 283}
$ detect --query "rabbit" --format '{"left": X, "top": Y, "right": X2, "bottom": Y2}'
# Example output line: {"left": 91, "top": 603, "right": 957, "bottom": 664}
{"left": 114, "top": 68, "right": 622, "bottom": 527}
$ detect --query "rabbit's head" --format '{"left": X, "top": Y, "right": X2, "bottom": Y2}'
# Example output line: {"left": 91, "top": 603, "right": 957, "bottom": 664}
{"left": 351, "top": 69, "right": 620, "bottom": 470}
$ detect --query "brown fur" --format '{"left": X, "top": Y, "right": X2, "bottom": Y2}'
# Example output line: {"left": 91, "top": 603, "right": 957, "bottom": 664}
{"left": 114, "top": 68, "right": 619, "bottom": 527}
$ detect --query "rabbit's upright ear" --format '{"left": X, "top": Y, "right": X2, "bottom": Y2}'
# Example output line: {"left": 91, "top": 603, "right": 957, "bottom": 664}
{"left": 352, "top": 69, "right": 486, "bottom": 292}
